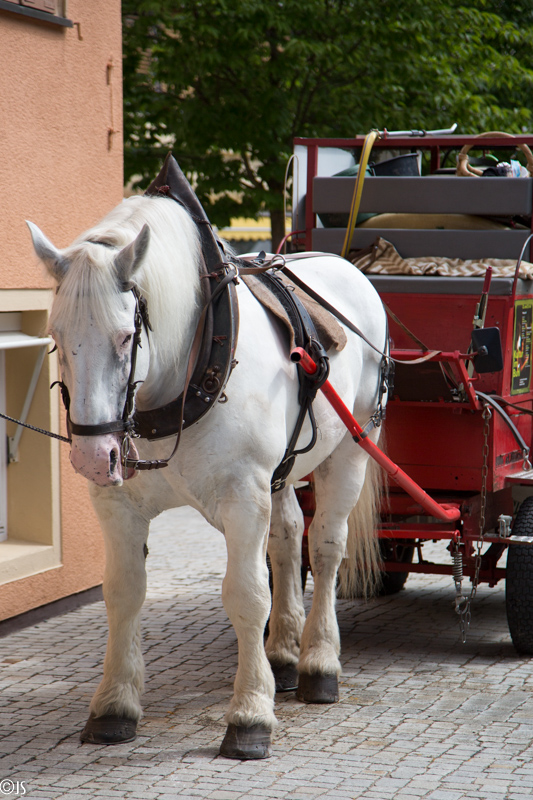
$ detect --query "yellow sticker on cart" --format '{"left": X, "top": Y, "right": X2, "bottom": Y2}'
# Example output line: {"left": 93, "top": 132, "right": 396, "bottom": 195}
{"left": 512, "top": 299, "right": 533, "bottom": 395}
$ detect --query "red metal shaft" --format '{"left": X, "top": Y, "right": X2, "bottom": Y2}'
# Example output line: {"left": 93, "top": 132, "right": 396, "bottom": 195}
{"left": 291, "top": 347, "right": 461, "bottom": 522}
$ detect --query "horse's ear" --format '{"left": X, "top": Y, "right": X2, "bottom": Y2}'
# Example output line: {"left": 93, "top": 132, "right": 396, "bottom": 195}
{"left": 26, "top": 221, "right": 69, "bottom": 282}
{"left": 114, "top": 224, "right": 151, "bottom": 289}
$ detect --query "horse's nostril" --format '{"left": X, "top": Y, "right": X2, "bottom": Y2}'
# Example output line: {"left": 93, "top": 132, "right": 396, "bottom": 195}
{"left": 109, "top": 448, "right": 118, "bottom": 474}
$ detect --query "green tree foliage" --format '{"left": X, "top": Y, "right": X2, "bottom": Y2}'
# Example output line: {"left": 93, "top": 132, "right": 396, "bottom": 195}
{"left": 123, "top": 0, "right": 533, "bottom": 249}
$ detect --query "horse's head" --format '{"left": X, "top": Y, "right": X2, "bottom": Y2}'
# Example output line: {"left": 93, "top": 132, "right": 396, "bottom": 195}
{"left": 28, "top": 221, "right": 151, "bottom": 487}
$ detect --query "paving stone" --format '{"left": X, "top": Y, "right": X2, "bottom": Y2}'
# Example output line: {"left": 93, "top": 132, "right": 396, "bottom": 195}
{"left": 1, "top": 507, "right": 532, "bottom": 799}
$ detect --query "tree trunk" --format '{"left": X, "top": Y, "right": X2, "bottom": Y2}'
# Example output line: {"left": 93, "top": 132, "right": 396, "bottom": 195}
{"left": 269, "top": 208, "right": 286, "bottom": 254}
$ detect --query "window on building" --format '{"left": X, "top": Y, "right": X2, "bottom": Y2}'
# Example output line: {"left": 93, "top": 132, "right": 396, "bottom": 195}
{"left": 0, "top": 305, "right": 62, "bottom": 585}
{"left": 0, "top": 0, "right": 72, "bottom": 27}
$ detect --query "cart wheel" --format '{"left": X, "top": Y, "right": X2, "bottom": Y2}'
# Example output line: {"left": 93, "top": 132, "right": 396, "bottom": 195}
{"left": 506, "top": 496, "right": 533, "bottom": 655}
{"left": 378, "top": 539, "right": 415, "bottom": 596}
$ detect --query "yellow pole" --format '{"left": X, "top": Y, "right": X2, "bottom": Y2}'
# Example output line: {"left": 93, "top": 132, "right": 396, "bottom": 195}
{"left": 341, "top": 130, "right": 380, "bottom": 259}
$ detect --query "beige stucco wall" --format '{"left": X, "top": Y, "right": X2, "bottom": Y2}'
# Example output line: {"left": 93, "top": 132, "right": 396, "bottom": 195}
{"left": 0, "top": 0, "right": 123, "bottom": 620}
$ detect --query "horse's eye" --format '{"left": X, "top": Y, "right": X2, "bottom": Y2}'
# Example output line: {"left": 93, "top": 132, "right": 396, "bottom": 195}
{"left": 122, "top": 334, "right": 133, "bottom": 347}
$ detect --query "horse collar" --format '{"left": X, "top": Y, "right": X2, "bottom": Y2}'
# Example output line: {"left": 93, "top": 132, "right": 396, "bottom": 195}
{"left": 132, "top": 264, "right": 239, "bottom": 442}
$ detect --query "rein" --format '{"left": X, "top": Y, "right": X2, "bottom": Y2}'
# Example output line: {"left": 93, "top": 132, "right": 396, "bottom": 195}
{"left": 238, "top": 253, "right": 390, "bottom": 360}
{"left": 238, "top": 252, "right": 393, "bottom": 437}
{"left": 10, "top": 155, "right": 392, "bottom": 482}
{"left": 6, "top": 250, "right": 389, "bottom": 477}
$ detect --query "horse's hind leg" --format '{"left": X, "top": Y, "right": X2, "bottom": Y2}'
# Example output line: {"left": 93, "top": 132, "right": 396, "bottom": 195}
{"left": 297, "top": 439, "right": 378, "bottom": 704}
{"left": 80, "top": 488, "right": 150, "bottom": 745}
{"left": 266, "top": 486, "right": 306, "bottom": 692}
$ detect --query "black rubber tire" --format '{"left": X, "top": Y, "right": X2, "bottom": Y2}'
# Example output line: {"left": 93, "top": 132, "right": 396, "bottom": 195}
{"left": 377, "top": 539, "right": 414, "bottom": 596}
{"left": 506, "top": 496, "right": 533, "bottom": 654}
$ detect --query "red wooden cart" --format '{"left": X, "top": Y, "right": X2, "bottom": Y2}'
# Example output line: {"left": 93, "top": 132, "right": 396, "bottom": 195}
{"left": 290, "top": 132, "right": 533, "bottom": 650}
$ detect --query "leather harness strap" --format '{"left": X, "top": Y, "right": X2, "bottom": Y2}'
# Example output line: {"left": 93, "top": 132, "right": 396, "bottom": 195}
{"left": 238, "top": 253, "right": 389, "bottom": 360}
{"left": 254, "top": 270, "right": 330, "bottom": 492}
{"left": 131, "top": 262, "right": 239, "bottom": 442}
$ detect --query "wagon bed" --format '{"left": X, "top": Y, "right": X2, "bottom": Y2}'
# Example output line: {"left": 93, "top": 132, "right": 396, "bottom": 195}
{"left": 291, "top": 133, "right": 533, "bottom": 649}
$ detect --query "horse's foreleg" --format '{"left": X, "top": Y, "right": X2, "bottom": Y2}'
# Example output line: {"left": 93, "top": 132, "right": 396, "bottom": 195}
{"left": 219, "top": 492, "right": 275, "bottom": 760}
{"left": 298, "top": 443, "right": 372, "bottom": 704}
{"left": 266, "top": 486, "right": 306, "bottom": 693}
{"left": 80, "top": 489, "right": 150, "bottom": 745}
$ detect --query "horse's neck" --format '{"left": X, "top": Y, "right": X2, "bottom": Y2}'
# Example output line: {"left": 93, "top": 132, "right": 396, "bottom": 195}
{"left": 135, "top": 265, "right": 203, "bottom": 411}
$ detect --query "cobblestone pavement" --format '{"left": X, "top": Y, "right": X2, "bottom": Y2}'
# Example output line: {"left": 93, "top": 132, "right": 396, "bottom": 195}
{"left": 1, "top": 506, "right": 533, "bottom": 800}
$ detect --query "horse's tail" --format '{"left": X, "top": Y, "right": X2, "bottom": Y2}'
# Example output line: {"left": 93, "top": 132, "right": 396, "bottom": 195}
{"left": 337, "top": 438, "right": 385, "bottom": 599}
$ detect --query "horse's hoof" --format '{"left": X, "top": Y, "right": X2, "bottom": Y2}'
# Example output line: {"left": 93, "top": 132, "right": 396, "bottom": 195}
{"left": 219, "top": 723, "right": 271, "bottom": 760}
{"left": 296, "top": 672, "right": 339, "bottom": 704}
{"left": 271, "top": 662, "right": 298, "bottom": 693}
{"left": 80, "top": 714, "right": 137, "bottom": 745}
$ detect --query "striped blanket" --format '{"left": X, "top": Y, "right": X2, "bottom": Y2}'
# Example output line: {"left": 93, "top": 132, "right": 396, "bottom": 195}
{"left": 350, "top": 237, "right": 533, "bottom": 279}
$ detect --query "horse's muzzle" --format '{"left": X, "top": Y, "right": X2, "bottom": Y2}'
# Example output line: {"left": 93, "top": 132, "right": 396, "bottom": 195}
{"left": 70, "top": 433, "right": 138, "bottom": 486}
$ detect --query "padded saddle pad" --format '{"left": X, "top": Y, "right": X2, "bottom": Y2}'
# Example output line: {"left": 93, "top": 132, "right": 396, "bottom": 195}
{"left": 242, "top": 273, "right": 347, "bottom": 353}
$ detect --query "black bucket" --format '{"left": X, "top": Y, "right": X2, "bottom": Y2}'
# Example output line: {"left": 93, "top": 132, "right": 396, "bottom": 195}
{"left": 370, "top": 153, "right": 420, "bottom": 176}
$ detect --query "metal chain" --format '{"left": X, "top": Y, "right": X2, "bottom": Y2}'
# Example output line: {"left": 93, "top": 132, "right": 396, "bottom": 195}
{"left": 455, "top": 403, "right": 492, "bottom": 642}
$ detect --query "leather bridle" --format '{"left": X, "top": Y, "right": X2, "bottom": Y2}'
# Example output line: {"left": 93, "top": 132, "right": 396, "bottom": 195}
{"left": 54, "top": 284, "right": 175, "bottom": 472}
{"left": 56, "top": 256, "right": 240, "bottom": 474}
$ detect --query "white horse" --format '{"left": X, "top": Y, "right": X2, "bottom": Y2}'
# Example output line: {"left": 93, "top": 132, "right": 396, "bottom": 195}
{"left": 28, "top": 192, "right": 387, "bottom": 759}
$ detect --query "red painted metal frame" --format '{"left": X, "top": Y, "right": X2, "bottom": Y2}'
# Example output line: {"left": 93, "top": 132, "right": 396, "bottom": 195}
{"left": 293, "top": 134, "right": 533, "bottom": 250}
{"left": 293, "top": 133, "right": 533, "bottom": 587}
{"left": 291, "top": 346, "right": 461, "bottom": 522}
{"left": 383, "top": 288, "right": 533, "bottom": 494}
{"left": 391, "top": 349, "right": 481, "bottom": 410}
{"left": 383, "top": 562, "right": 506, "bottom": 583}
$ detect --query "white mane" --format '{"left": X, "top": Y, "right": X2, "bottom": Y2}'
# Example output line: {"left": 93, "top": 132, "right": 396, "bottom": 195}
{"left": 49, "top": 195, "right": 202, "bottom": 400}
